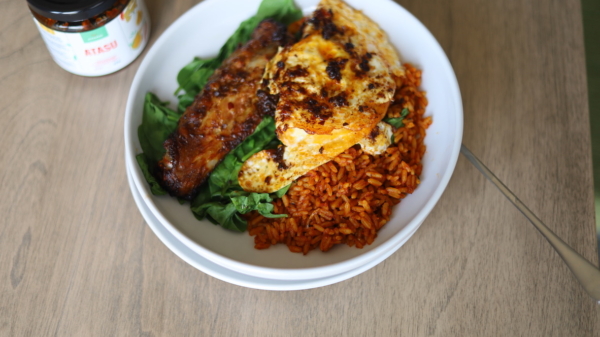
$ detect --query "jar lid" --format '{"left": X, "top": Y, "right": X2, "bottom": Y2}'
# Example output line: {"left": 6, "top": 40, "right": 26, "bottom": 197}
{"left": 27, "top": 0, "right": 118, "bottom": 22}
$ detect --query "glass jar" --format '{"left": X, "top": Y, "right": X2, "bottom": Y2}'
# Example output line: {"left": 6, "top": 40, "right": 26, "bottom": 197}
{"left": 28, "top": 0, "right": 150, "bottom": 76}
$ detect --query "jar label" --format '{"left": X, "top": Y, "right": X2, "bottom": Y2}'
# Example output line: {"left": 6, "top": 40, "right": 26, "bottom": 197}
{"left": 81, "top": 26, "right": 109, "bottom": 43}
{"left": 33, "top": 0, "right": 150, "bottom": 77}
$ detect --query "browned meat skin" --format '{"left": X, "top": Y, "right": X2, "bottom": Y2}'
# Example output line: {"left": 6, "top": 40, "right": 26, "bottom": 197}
{"left": 156, "top": 19, "right": 292, "bottom": 199}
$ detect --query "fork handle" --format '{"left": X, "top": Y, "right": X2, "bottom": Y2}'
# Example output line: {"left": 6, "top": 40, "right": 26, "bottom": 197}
{"left": 460, "top": 144, "right": 600, "bottom": 302}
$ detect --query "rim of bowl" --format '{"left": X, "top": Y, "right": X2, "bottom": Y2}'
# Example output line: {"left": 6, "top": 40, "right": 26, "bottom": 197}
{"left": 124, "top": 0, "right": 463, "bottom": 281}
{"left": 128, "top": 163, "right": 423, "bottom": 290}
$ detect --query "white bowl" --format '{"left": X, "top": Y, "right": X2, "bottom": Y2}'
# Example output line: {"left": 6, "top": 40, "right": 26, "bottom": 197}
{"left": 124, "top": 0, "right": 463, "bottom": 281}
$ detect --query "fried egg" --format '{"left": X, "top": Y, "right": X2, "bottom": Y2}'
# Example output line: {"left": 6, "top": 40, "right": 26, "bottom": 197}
{"left": 358, "top": 122, "right": 393, "bottom": 156}
{"left": 238, "top": 0, "right": 402, "bottom": 193}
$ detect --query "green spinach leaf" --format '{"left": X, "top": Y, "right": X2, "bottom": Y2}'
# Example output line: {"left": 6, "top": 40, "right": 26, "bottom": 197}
{"left": 383, "top": 108, "right": 410, "bottom": 129}
{"left": 230, "top": 192, "right": 287, "bottom": 218}
{"left": 207, "top": 116, "right": 278, "bottom": 197}
{"left": 274, "top": 183, "right": 291, "bottom": 198}
{"left": 192, "top": 202, "right": 247, "bottom": 232}
{"left": 191, "top": 191, "right": 286, "bottom": 232}
{"left": 135, "top": 153, "right": 167, "bottom": 195}
{"left": 191, "top": 116, "right": 289, "bottom": 231}
{"left": 137, "top": 93, "right": 181, "bottom": 162}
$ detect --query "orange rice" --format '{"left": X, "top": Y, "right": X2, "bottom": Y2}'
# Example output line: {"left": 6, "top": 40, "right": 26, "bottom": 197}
{"left": 246, "top": 63, "right": 432, "bottom": 254}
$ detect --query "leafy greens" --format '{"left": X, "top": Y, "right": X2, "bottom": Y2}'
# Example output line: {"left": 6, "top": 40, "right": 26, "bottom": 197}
{"left": 190, "top": 117, "right": 289, "bottom": 232}
{"left": 136, "top": 93, "right": 182, "bottom": 195}
{"left": 137, "top": 93, "right": 182, "bottom": 162}
{"left": 136, "top": 0, "right": 301, "bottom": 232}
{"left": 207, "top": 116, "right": 280, "bottom": 198}
{"left": 383, "top": 108, "right": 410, "bottom": 129}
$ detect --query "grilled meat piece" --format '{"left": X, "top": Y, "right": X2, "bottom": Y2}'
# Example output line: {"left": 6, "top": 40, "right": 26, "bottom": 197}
{"left": 156, "top": 19, "right": 292, "bottom": 199}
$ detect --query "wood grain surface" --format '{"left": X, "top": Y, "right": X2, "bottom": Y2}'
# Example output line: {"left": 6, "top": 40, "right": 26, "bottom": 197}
{"left": 1, "top": 0, "right": 599, "bottom": 336}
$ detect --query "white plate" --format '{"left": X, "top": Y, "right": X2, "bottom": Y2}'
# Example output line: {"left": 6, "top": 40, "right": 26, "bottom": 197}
{"left": 124, "top": 0, "right": 463, "bottom": 280}
{"left": 127, "top": 160, "right": 412, "bottom": 290}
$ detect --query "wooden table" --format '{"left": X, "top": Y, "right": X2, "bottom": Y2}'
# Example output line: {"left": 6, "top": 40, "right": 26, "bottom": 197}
{"left": 2, "top": 0, "right": 599, "bottom": 335}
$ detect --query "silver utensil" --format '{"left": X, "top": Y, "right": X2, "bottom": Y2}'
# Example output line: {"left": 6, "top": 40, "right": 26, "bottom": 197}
{"left": 460, "top": 144, "right": 600, "bottom": 302}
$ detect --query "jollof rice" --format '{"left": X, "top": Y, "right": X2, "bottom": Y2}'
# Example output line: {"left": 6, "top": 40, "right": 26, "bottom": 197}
{"left": 246, "top": 63, "right": 431, "bottom": 254}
